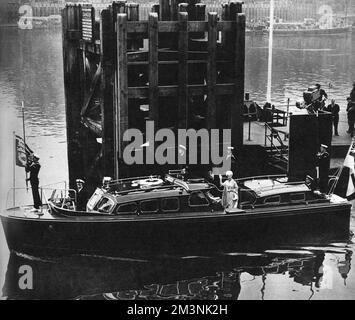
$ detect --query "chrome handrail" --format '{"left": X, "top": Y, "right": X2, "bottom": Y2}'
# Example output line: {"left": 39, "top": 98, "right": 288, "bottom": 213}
{"left": 6, "top": 187, "right": 77, "bottom": 211}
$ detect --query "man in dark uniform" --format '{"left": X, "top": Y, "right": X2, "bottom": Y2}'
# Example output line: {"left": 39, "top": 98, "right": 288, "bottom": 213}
{"left": 314, "top": 83, "right": 328, "bottom": 111}
{"left": 316, "top": 144, "right": 330, "bottom": 193}
{"left": 325, "top": 99, "right": 340, "bottom": 136}
{"left": 75, "top": 179, "right": 89, "bottom": 211}
{"left": 25, "top": 154, "right": 42, "bottom": 211}
{"left": 347, "top": 97, "right": 355, "bottom": 137}
{"left": 350, "top": 82, "right": 355, "bottom": 102}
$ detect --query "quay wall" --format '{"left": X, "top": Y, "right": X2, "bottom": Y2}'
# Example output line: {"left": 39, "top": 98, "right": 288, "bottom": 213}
{"left": 2, "top": 0, "right": 354, "bottom": 26}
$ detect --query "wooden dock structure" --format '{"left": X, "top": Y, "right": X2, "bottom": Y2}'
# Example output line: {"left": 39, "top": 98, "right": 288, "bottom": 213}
{"left": 62, "top": 0, "right": 246, "bottom": 188}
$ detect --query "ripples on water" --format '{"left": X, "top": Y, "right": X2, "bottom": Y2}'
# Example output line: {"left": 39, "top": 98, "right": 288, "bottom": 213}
{"left": 0, "top": 28, "right": 355, "bottom": 300}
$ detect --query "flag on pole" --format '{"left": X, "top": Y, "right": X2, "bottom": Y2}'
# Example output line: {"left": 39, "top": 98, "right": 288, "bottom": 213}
{"left": 15, "top": 134, "right": 33, "bottom": 167}
{"left": 343, "top": 140, "right": 355, "bottom": 198}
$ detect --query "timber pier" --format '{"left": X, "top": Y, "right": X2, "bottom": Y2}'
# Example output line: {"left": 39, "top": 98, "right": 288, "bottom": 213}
{"left": 62, "top": 0, "right": 336, "bottom": 193}
{"left": 62, "top": 0, "right": 246, "bottom": 189}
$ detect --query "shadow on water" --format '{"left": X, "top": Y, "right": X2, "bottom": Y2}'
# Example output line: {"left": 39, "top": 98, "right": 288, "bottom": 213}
{"left": 2, "top": 241, "right": 352, "bottom": 300}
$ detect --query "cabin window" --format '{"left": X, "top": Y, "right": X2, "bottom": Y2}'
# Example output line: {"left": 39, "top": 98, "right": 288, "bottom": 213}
{"left": 140, "top": 200, "right": 159, "bottom": 214}
{"left": 95, "top": 197, "right": 115, "bottom": 213}
{"left": 189, "top": 192, "right": 209, "bottom": 207}
{"left": 116, "top": 202, "right": 138, "bottom": 215}
{"left": 290, "top": 193, "right": 305, "bottom": 203}
{"left": 263, "top": 195, "right": 280, "bottom": 205}
{"left": 161, "top": 198, "right": 179, "bottom": 212}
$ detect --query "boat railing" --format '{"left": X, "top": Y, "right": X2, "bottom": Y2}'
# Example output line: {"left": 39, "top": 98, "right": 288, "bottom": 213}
{"left": 47, "top": 188, "right": 77, "bottom": 210}
{"left": 6, "top": 187, "right": 77, "bottom": 212}
{"left": 236, "top": 174, "right": 287, "bottom": 183}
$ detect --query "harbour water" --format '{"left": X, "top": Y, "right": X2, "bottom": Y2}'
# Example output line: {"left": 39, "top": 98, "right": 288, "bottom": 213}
{"left": 0, "top": 27, "right": 355, "bottom": 300}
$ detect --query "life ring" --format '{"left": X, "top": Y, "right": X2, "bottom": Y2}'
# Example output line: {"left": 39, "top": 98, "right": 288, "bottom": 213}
{"left": 230, "top": 191, "right": 239, "bottom": 201}
{"left": 135, "top": 178, "right": 164, "bottom": 188}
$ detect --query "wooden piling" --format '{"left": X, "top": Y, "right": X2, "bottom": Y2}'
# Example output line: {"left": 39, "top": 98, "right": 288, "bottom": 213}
{"left": 116, "top": 13, "right": 128, "bottom": 177}
{"left": 100, "top": 9, "right": 115, "bottom": 178}
{"left": 207, "top": 12, "right": 217, "bottom": 130}
{"left": 148, "top": 12, "right": 159, "bottom": 123}
{"left": 232, "top": 13, "right": 246, "bottom": 149}
{"left": 178, "top": 11, "right": 189, "bottom": 129}
{"left": 62, "top": 4, "right": 85, "bottom": 188}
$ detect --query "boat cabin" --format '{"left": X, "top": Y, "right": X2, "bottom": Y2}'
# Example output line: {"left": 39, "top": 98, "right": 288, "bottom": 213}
{"left": 79, "top": 175, "right": 329, "bottom": 216}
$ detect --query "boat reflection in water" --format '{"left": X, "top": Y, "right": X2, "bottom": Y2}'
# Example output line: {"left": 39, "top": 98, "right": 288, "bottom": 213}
{"left": 2, "top": 246, "right": 352, "bottom": 300}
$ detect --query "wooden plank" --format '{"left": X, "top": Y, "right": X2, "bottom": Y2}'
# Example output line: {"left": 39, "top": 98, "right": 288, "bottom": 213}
{"left": 128, "top": 84, "right": 235, "bottom": 99}
{"left": 148, "top": 13, "right": 159, "bottom": 122}
{"left": 125, "top": 21, "right": 236, "bottom": 34}
{"left": 232, "top": 13, "right": 246, "bottom": 148}
{"left": 100, "top": 9, "right": 115, "bottom": 178}
{"left": 116, "top": 13, "right": 128, "bottom": 178}
{"left": 207, "top": 12, "right": 218, "bottom": 129}
{"left": 178, "top": 12, "right": 189, "bottom": 129}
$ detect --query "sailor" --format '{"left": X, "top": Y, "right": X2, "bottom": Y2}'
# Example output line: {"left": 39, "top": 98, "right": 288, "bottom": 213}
{"left": 350, "top": 82, "right": 355, "bottom": 102}
{"left": 325, "top": 99, "right": 340, "bottom": 136}
{"left": 75, "top": 179, "right": 89, "bottom": 211}
{"left": 25, "top": 154, "right": 42, "bottom": 211}
{"left": 316, "top": 144, "right": 330, "bottom": 193}
{"left": 346, "top": 97, "right": 355, "bottom": 137}
{"left": 219, "top": 171, "right": 239, "bottom": 210}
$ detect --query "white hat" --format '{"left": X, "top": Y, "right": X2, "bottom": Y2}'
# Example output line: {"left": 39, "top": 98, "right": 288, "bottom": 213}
{"left": 321, "top": 144, "right": 328, "bottom": 149}
{"left": 32, "top": 154, "right": 40, "bottom": 160}
{"left": 226, "top": 170, "right": 233, "bottom": 177}
{"left": 76, "top": 179, "right": 85, "bottom": 184}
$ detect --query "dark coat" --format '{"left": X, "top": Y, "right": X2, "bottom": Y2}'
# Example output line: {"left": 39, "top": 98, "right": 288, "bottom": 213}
{"left": 25, "top": 161, "right": 41, "bottom": 184}
{"left": 326, "top": 103, "right": 340, "bottom": 117}
{"left": 76, "top": 187, "right": 89, "bottom": 211}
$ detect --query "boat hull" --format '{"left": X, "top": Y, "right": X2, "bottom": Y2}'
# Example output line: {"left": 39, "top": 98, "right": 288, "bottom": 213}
{"left": 268, "top": 26, "right": 352, "bottom": 36}
{"left": 1, "top": 203, "right": 351, "bottom": 257}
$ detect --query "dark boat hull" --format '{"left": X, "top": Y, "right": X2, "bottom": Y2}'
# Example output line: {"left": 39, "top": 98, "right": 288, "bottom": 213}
{"left": 1, "top": 203, "right": 351, "bottom": 257}
{"left": 268, "top": 26, "right": 352, "bottom": 36}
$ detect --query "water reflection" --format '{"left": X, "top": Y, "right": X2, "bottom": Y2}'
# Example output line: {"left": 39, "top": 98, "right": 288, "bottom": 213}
{"left": 2, "top": 246, "right": 352, "bottom": 300}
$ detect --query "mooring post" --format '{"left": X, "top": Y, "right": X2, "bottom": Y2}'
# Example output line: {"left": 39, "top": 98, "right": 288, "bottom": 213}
{"left": 116, "top": 13, "right": 128, "bottom": 178}
{"left": 207, "top": 12, "right": 218, "bottom": 130}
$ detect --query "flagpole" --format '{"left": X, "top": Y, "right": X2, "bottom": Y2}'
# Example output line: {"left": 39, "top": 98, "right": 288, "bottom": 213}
{"left": 13, "top": 131, "right": 16, "bottom": 207}
{"left": 22, "top": 101, "right": 28, "bottom": 191}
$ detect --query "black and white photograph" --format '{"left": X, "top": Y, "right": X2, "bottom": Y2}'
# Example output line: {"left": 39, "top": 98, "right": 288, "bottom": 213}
{"left": 0, "top": 0, "right": 354, "bottom": 303}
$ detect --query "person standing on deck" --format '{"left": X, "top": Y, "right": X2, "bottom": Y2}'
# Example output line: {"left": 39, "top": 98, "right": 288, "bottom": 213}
{"left": 316, "top": 144, "right": 330, "bottom": 194}
{"left": 347, "top": 97, "right": 355, "bottom": 137}
{"left": 350, "top": 82, "right": 355, "bottom": 102}
{"left": 325, "top": 99, "right": 340, "bottom": 136}
{"left": 25, "top": 154, "right": 42, "bottom": 211}
{"left": 313, "top": 84, "right": 328, "bottom": 111}
{"left": 75, "top": 179, "right": 89, "bottom": 211}
{"left": 219, "top": 171, "right": 239, "bottom": 210}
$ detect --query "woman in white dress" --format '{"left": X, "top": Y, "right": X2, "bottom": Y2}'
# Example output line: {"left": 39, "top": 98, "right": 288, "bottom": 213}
{"left": 219, "top": 171, "right": 239, "bottom": 209}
